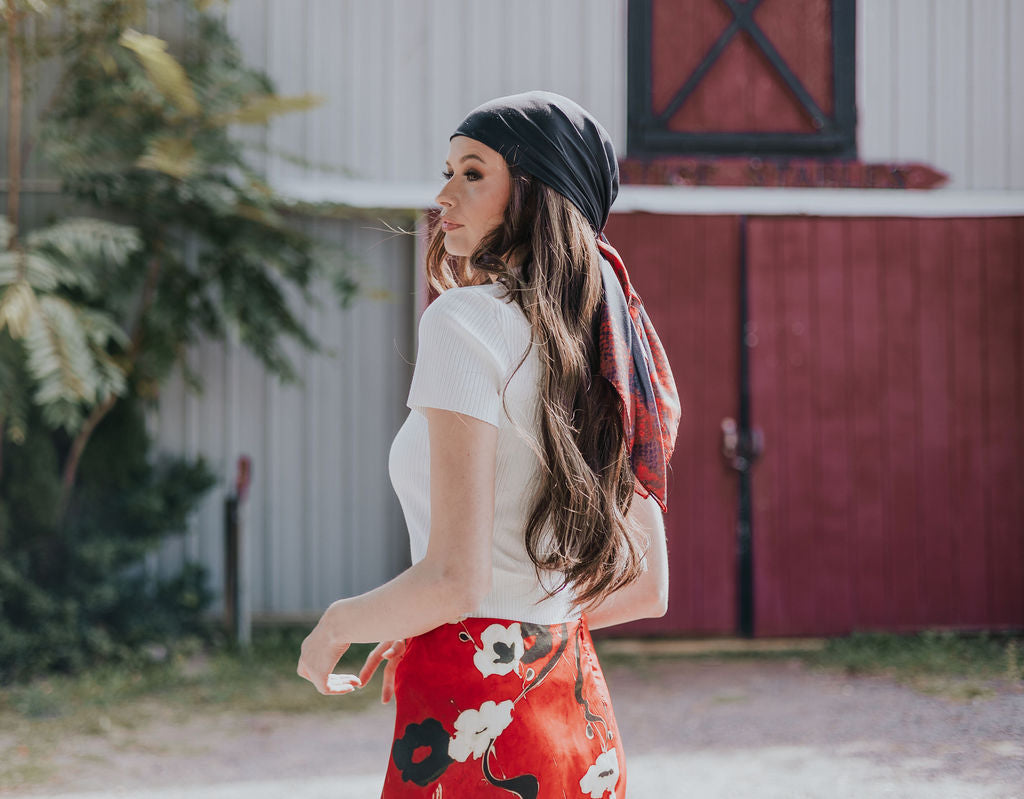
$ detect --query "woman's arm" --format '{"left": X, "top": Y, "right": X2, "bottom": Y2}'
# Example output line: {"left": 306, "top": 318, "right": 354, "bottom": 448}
{"left": 297, "top": 407, "right": 496, "bottom": 692}
{"left": 583, "top": 491, "right": 669, "bottom": 631}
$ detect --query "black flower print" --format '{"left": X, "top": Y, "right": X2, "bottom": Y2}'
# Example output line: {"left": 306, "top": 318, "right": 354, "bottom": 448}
{"left": 391, "top": 718, "right": 454, "bottom": 787}
{"left": 518, "top": 622, "right": 553, "bottom": 665}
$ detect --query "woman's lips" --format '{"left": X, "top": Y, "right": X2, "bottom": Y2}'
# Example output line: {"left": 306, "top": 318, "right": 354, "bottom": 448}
{"left": 440, "top": 220, "right": 463, "bottom": 231}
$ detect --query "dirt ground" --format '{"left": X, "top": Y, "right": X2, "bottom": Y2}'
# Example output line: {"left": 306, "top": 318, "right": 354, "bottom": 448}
{"left": 3, "top": 656, "right": 1022, "bottom": 799}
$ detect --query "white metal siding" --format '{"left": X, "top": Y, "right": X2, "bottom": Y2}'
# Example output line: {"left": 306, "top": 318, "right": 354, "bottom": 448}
{"left": 224, "top": 0, "right": 1021, "bottom": 192}
{"left": 150, "top": 219, "right": 416, "bottom": 616}
{"left": 222, "top": 0, "right": 628, "bottom": 188}
{"left": 857, "top": 0, "right": 1023, "bottom": 189}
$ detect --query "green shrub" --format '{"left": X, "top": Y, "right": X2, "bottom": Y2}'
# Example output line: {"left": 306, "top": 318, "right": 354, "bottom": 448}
{"left": 0, "top": 395, "right": 216, "bottom": 683}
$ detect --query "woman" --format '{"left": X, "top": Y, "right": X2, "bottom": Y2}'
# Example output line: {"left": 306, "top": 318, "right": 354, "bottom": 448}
{"left": 297, "top": 91, "right": 680, "bottom": 798}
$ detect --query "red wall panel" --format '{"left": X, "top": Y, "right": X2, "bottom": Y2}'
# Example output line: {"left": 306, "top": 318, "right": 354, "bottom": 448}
{"left": 601, "top": 213, "right": 741, "bottom": 636}
{"left": 750, "top": 216, "right": 1024, "bottom": 635}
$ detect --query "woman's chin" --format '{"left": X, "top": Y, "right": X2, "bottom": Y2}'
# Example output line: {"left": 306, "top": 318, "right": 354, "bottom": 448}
{"left": 442, "top": 231, "right": 477, "bottom": 258}
{"left": 443, "top": 243, "right": 470, "bottom": 258}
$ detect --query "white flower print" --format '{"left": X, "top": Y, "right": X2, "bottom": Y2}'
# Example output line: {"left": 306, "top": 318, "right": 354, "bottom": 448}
{"left": 447, "top": 699, "right": 515, "bottom": 762}
{"left": 472, "top": 622, "right": 524, "bottom": 678}
{"left": 579, "top": 747, "right": 619, "bottom": 798}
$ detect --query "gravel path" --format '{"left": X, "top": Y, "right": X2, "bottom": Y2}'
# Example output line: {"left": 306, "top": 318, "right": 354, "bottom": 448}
{"left": 4, "top": 657, "right": 1021, "bottom": 798}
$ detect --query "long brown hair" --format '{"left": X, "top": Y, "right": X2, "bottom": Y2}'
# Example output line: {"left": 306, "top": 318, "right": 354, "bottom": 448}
{"left": 424, "top": 167, "right": 647, "bottom": 610}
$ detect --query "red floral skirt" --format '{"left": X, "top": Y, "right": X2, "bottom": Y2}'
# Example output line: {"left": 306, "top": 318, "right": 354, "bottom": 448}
{"left": 381, "top": 615, "right": 626, "bottom": 798}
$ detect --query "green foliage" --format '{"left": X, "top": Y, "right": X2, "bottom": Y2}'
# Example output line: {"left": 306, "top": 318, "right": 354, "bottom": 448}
{"left": 0, "top": 218, "right": 137, "bottom": 433}
{"left": 36, "top": 8, "right": 354, "bottom": 388}
{"left": 1, "top": 1, "right": 355, "bottom": 682}
{"left": 0, "top": 395, "right": 216, "bottom": 683}
{"left": 805, "top": 629, "right": 1024, "bottom": 680}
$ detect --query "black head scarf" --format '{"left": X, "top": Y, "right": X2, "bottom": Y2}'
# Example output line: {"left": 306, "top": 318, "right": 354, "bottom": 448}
{"left": 450, "top": 92, "right": 680, "bottom": 512}
{"left": 452, "top": 91, "right": 618, "bottom": 233}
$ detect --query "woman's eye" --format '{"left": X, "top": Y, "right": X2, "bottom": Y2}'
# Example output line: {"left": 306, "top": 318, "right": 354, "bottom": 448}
{"left": 465, "top": 169, "right": 482, "bottom": 181}
{"left": 440, "top": 169, "right": 454, "bottom": 181}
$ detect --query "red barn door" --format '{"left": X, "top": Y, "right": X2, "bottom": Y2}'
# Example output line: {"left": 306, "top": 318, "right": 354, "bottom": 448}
{"left": 748, "top": 216, "right": 1024, "bottom": 635}
{"left": 603, "top": 213, "right": 741, "bottom": 635}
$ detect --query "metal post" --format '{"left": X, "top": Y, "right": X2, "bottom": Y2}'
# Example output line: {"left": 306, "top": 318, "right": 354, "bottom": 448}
{"left": 224, "top": 455, "right": 252, "bottom": 646}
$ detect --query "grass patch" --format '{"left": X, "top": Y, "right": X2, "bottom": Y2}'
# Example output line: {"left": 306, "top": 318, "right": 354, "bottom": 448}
{"left": 0, "top": 626, "right": 383, "bottom": 748}
{"left": 0, "top": 626, "right": 389, "bottom": 789}
{"left": 800, "top": 630, "right": 1024, "bottom": 698}
{"left": 804, "top": 630, "right": 1022, "bottom": 678}
{"left": 596, "top": 630, "right": 1024, "bottom": 698}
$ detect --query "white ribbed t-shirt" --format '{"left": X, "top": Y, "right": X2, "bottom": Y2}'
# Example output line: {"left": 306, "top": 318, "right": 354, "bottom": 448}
{"left": 388, "top": 282, "right": 578, "bottom": 624}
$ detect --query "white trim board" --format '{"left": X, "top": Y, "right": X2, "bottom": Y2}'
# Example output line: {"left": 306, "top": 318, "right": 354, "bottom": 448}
{"left": 277, "top": 179, "right": 1024, "bottom": 218}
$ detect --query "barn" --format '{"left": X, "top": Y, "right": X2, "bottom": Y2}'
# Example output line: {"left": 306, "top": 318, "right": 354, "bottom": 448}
{"left": 7, "top": 0, "right": 1023, "bottom": 638}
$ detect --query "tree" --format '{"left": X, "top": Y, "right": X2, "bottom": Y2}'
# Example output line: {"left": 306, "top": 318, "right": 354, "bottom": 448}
{"left": 0, "top": 0, "right": 359, "bottom": 680}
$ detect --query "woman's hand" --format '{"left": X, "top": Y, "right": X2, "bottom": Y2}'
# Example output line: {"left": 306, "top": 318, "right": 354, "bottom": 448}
{"left": 296, "top": 608, "right": 356, "bottom": 695}
{"left": 358, "top": 639, "right": 407, "bottom": 703}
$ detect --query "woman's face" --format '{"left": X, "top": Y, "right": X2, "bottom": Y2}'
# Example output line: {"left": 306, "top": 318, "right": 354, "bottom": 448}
{"left": 435, "top": 136, "right": 511, "bottom": 258}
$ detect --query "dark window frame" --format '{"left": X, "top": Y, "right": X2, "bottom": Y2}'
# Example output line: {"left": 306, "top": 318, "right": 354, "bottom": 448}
{"left": 627, "top": 0, "right": 857, "bottom": 158}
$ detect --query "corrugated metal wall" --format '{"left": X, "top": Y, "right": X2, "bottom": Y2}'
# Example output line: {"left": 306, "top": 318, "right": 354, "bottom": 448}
{"left": 225, "top": 0, "right": 1024, "bottom": 191}
{"left": 222, "top": 0, "right": 628, "bottom": 188}
{"left": 149, "top": 219, "right": 416, "bottom": 616}
{"left": 858, "top": 0, "right": 1024, "bottom": 190}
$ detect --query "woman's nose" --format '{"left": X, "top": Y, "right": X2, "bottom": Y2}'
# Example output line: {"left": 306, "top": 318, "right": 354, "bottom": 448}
{"left": 435, "top": 184, "right": 454, "bottom": 209}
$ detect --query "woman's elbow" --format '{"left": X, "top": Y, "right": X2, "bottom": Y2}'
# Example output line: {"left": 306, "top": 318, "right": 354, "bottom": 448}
{"left": 648, "top": 589, "right": 669, "bottom": 619}
{"left": 643, "top": 576, "right": 669, "bottom": 619}
{"left": 442, "top": 564, "right": 492, "bottom": 618}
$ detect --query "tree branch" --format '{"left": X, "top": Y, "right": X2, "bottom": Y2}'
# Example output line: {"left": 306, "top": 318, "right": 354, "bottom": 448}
{"left": 5, "top": 3, "right": 24, "bottom": 249}
{"left": 58, "top": 252, "right": 164, "bottom": 517}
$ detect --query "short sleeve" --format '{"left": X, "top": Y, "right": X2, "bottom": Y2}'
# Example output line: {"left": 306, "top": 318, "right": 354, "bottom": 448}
{"left": 407, "top": 288, "right": 507, "bottom": 426}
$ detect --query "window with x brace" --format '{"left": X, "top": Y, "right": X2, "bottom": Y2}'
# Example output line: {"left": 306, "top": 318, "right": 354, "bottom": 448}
{"left": 627, "top": 0, "right": 857, "bottom": 158}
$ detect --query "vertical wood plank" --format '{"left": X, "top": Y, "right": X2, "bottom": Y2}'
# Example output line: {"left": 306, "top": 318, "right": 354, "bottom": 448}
{"left": 914, "top": 218, "right": 957, "bottom": 624}
{"left": 846, "top": 218, "right": 889, "bottom": 628}
{"left": 811, "top": 219, "right": 854, "bottom": 634}
{"left": 698, "top": 215, "right": 739, "bottom": 633}
{"left": 949, "top": 218, "right": 988, "bottom": 625}
{"left": 983, "top": 218, "right": 1024, "bottom": 624}
{"left": 778, "top": 218, "right": 817, "bottom": 634}
{"left": 748, "top": 217, "right": 783, "bottom": 634}
{"left": 880, "top": 218, "right": 923, "bottom": 627}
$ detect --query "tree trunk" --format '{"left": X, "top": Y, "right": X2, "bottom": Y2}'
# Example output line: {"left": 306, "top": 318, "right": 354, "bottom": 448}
{"left": 4, "top": 4, "right": 23, "bottom": 248}
{"left": 58, "top": 252, "right": 164, "bottom": 516}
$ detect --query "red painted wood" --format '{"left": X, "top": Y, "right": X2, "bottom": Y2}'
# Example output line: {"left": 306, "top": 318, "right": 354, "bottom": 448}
{"left": 749, "top": 216, "right": 1024, "bottom": 635}
{"left": 915, "top": 219, "right": 957, "bottom": 624}
{"left": 882, "top": 219, "right": 924, "bottom": 628}
{"left": 651, "top": 0, "right": 733, "bottom": 127}
{"left": 949, "top": 219, "right": 989, "bottom": 626}
{"left": 1017, "top": 220, "right": 1024, "bottom": 627}
{"left": 777, "top": 218, "right": 818, "bottom": 634}
{"left": 983, "top": 219, "right": 1024, "bottom": 625}
{"left": 747, "top": 219, "right": 783, "bottom": 631}
{"left": 845, "top": 219, "right": 890, "bottom": 629}
{"left": 617, "top": 158, "right": 949, "bottom": 190}
{"left": 755, "top": 0, "right": 833, "bottom": 116}
{"left": 599, "top": 213, "right": 741, "bottom": 637}
{"left": 650, "top": 0, "right": 833, "bottom": 134}
{"left": 810, "top": 218, "right": 854, "bottom": 633}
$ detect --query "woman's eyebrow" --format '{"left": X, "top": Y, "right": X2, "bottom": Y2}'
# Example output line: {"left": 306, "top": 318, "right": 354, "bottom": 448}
{"left": 444, "top": 153, "right": 487, "bottom": 169}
